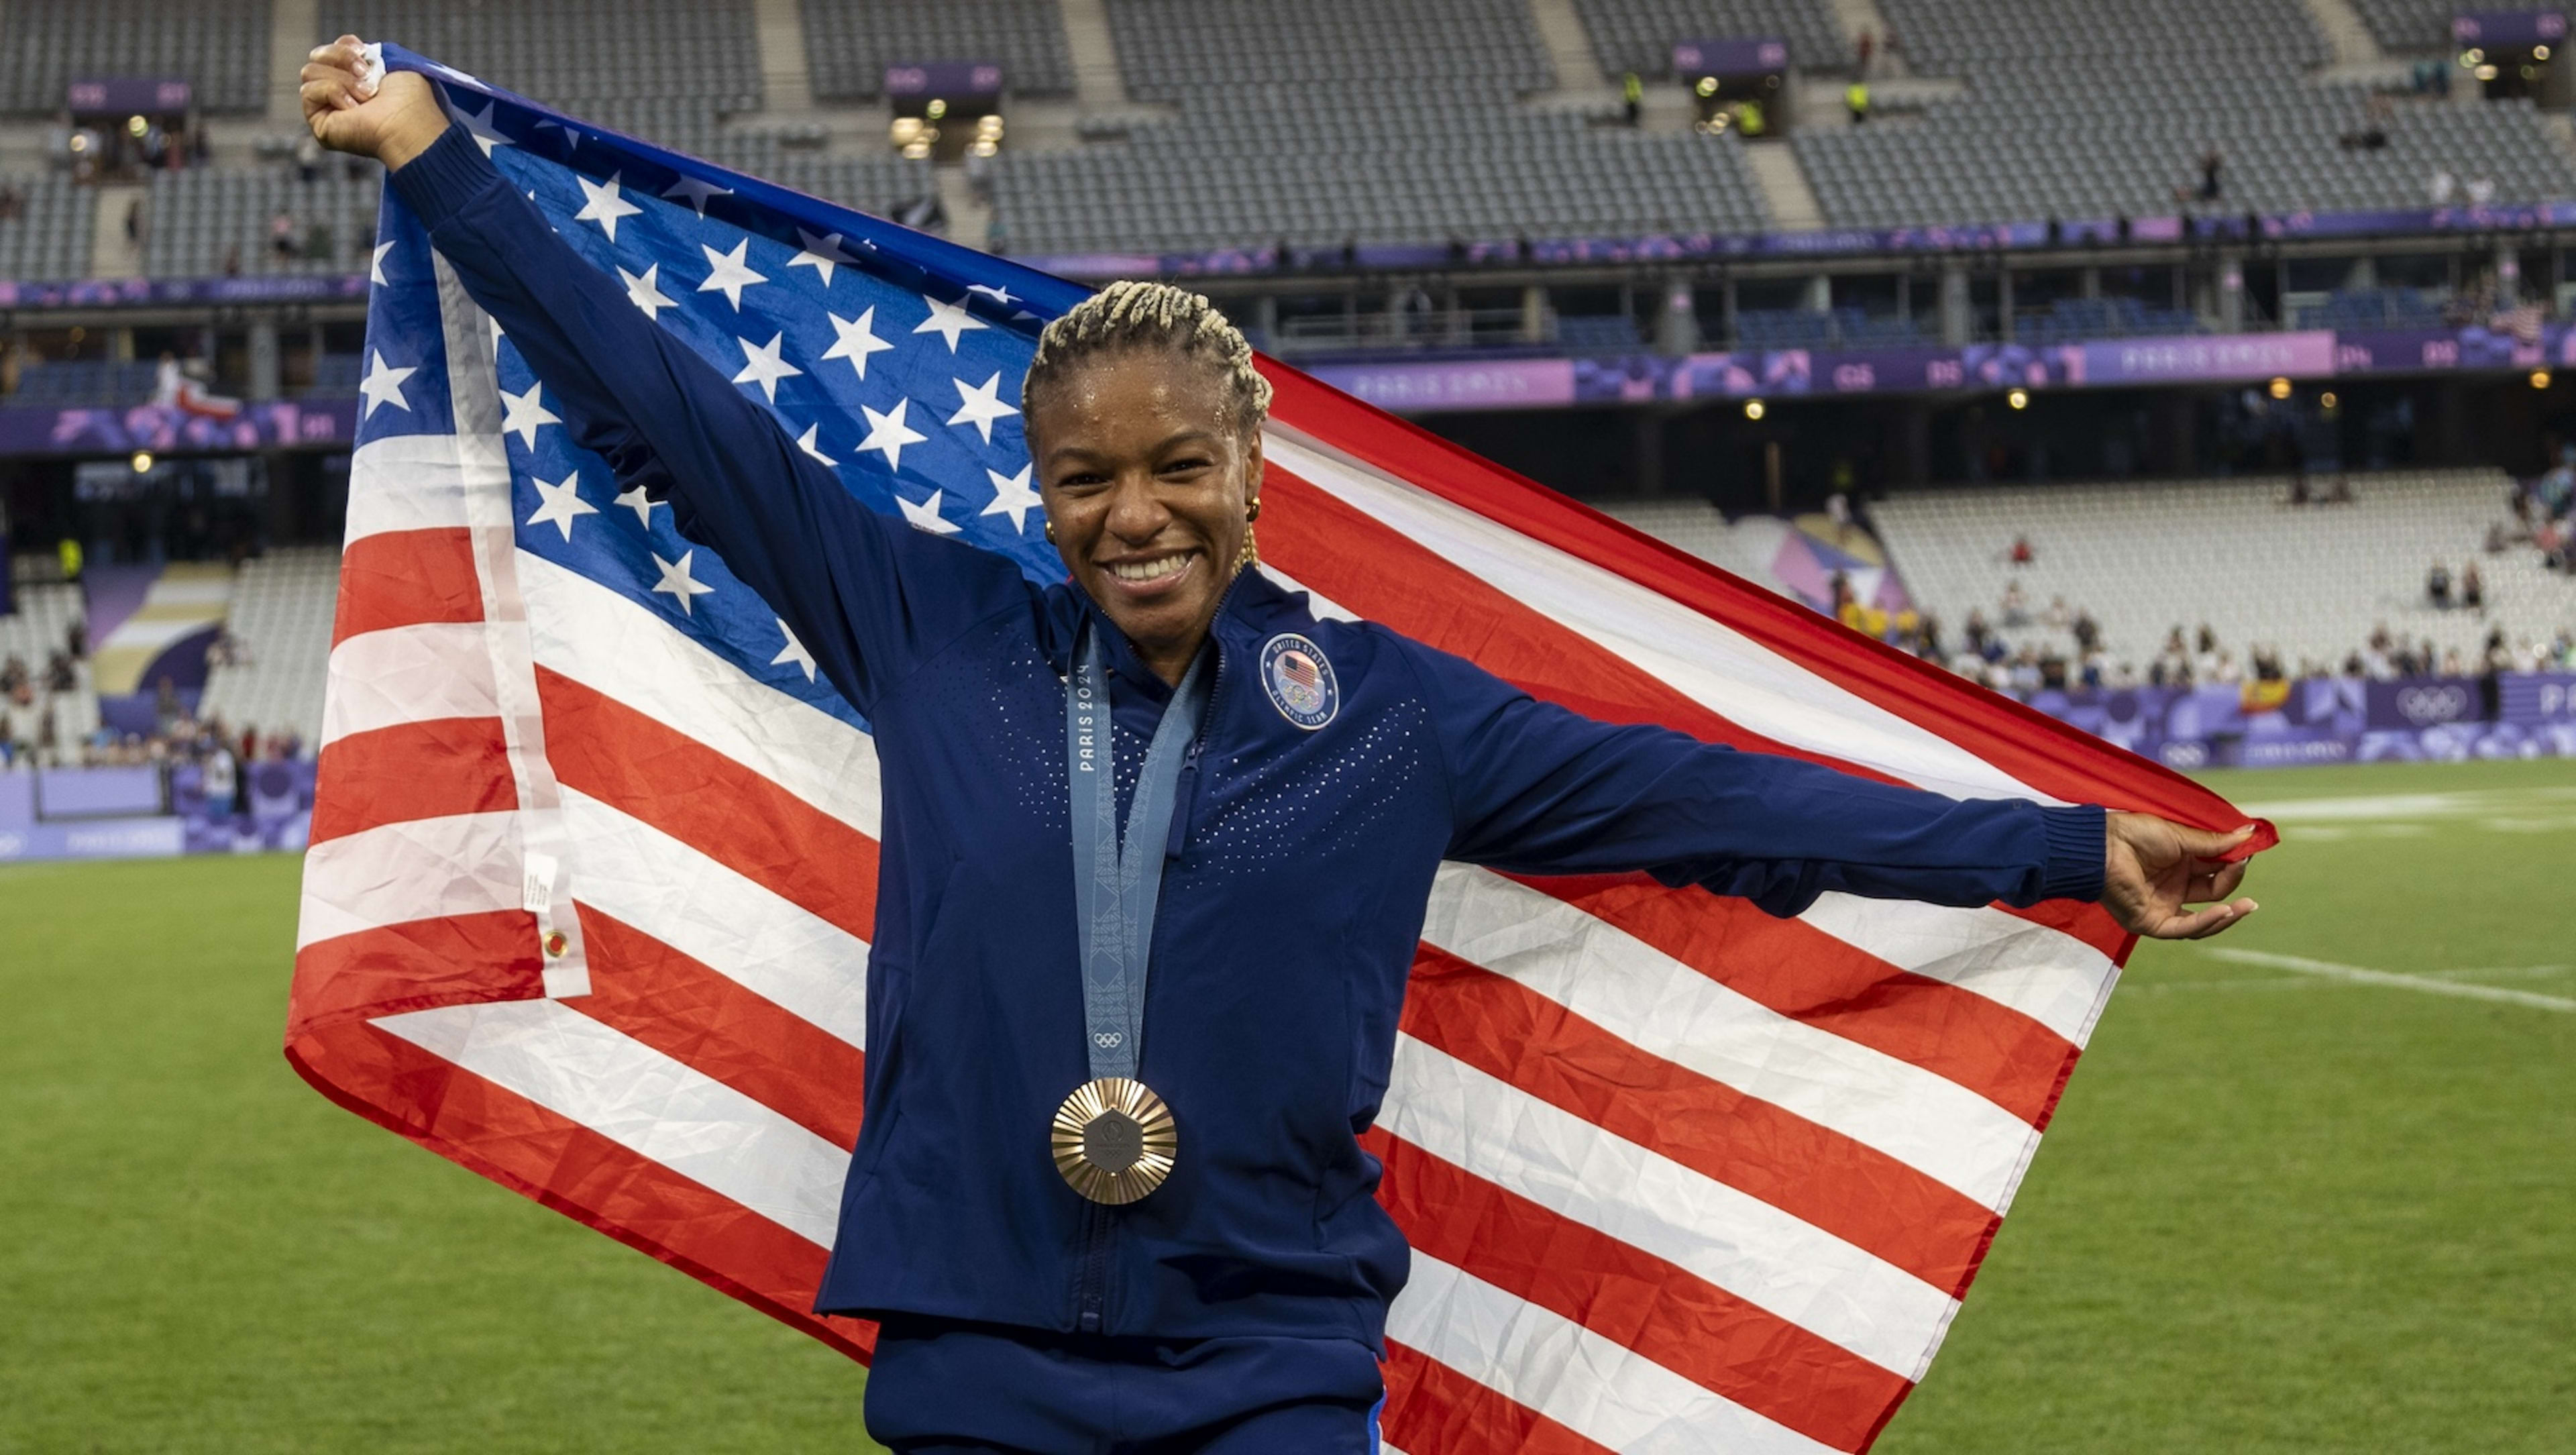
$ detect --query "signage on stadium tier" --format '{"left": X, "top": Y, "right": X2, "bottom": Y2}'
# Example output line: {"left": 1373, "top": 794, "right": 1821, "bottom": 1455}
{"left": 0, "top": 399, "right": 357, "bottom": 457}
{"left": 883, "top": 61, "right": 1003, "bottom": 99}
{"left": 1672, "top": 38, "right": 1789, "bottom": 77}
{"left": 2453, "top": 11, "right": 2569, "bottom": 48}
{"left": 66, "top": 76, "right": 191, "bottom": 113}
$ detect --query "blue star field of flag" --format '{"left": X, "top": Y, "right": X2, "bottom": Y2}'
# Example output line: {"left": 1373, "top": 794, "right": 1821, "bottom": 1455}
{"left": 355, "top": 47, "right": 1096, "bottom": 729}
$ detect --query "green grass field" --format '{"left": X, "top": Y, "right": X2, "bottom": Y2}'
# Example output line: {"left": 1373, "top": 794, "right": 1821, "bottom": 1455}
{"left": 3, "top": 758, "right": 2569, "bottom": 1453}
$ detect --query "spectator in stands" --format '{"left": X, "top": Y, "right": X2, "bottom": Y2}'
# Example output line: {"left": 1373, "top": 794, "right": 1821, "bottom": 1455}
{"left": 2194, "top": 148, "right": 2223, "bottom": 203}
{"left": 2426, "top": 559, "right": 2453, "bottom": 608}
{"left": 2008, "top": 534, "right": 2035, "bottom": 565}
{"left": 0, "top": 182, "right": 21, "bottom": 221}
{"left": 1857, "top": 30, "right": 1876, "bottom": 76}
{"left": 221, "top": 245, "right": 241, "bottom": 278}
{"left": 2461, "top": 560, "right": 2485, "bottom": 611}
{"left": 2466, "top": 175, "right": 2497, "bottom": 207}
{"left": 2429, "top": 168, "right": 2457, "bottom": 205}
{"left": 269, "top": 209, "right": 299, "bottom": 262}
{"left": 1845, "top": 80, "right": 1871, "bottom": 125}
{"left": 1621, "top": 72, "right": 1643, "bottom": 127}
{"left": 2000, "top": 579, "right": 2029, "bottom": 627}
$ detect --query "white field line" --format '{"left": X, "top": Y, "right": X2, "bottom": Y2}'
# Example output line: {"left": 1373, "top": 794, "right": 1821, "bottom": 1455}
{"left": 2194, "top": 947, "right": 2576, "bottom": 1013}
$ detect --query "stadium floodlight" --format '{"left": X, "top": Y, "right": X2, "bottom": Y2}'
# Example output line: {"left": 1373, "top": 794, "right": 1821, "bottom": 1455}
{"left": 2320, "top": 390, "right": 2340, "bottom": 412}
{"left": 2006, "top": 388, "right": 2029, "bottom": 410}
{"left": 1742, "top": 398, "right": 1765, "bottom": 420}
{"left": 2532, "top": 369, "right": 2553, "bottom": 390}
{"left": 2267, "top": 376, "right": 2293, "bottom": 400}
{"left": 129, "top": 451, "right": 152, "bottom": 473}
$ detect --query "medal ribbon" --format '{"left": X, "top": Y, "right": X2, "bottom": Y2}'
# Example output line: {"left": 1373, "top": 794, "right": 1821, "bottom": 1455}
{"left": 1065, "top": 626, "right": 1211, "bottom": 1084}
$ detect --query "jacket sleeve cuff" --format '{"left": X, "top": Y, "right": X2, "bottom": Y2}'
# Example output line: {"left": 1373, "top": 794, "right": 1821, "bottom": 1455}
{"left": 388, "top": 123, "right": 502, "bottom": 229}
{"left": 2036, "top": 804, "right": 2108, "bottom": 902}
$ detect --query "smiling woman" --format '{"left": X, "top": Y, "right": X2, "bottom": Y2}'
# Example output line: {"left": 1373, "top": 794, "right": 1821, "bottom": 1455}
{"left": 1022, "top": 281, "right": 1274, "bottom": 685}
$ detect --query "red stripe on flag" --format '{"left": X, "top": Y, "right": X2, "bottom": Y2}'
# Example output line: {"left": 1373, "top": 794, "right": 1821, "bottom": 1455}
{"left": 284, "top": 1018, "right": 876, "bottom": 1362}
{"left": 567, "top": 906, "right": 867, "bottom": 1150}
{"left": 285, "top": 908, "right": 545, "bottom": 1045}
{"left": 1403, "top": 945, "right": 1996, "bottom": 1293}
{"left": 335, "top": 527, "right": 483, "bottom": 645}
{"left": 310, "top": 716, "right": 517, "bottom": 845}
{"left": 1261, "top": 470, "right": 1907, "bottom": 786}
{"left": 535, "top": 667, "right": 880, "bottom": 942}
{"left": 1521, "top": 873, "right": 2079, "bottom": 1126}
{"left": 1381, "top": 1340, "right": 1613, "bottom": 1455}
{"left": 1261, "top": 369, "right": 2275, "bottom": 853}
{"left": 2004, "top": 896, "right": 2135, "bottom": 963}
{"left": 1369, "top": 1129, "right": 1910, "bottom": 1451}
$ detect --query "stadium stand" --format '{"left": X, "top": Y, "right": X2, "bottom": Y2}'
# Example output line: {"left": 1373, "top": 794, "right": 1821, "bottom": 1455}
{"left": 1570, "top": 0, "right": 1851, "bottom": 78}
{"left": 1870, "top": 470, "right": 2569, "bottom": 671}
{"left": 1595, "top": 498, "right": 1805, "bottom": 588}
{"left": 0, "top": 174, "right": 99, "bottom": 280}
{"left": 2348, "top": 0, "right": 2456, "bottom": 55}
{"left": 1794, "top": 0, "right": 2576, "bottom": 229}
{"left": 800, "top": 0, "right": 1078, "bottom": 101}
{"left": 319, "top": 0, "right": 763, "bottom": 146}
{"left": 987, "top": 1, "right": 1770, "bottom": 254}
{"left": 0, "top": 570, "right": 99, "bottom": 763}
{"left": 196, "top": 547, "right": 338, "bottom": 751}
{"left": 7, "top": 360, "right": 163, "bottom": 407}
{"left": 0, "top": 0, "right": 272, "bottom": 115}
{"left": 141, "top": 167, "right": 382, "bottom": 277}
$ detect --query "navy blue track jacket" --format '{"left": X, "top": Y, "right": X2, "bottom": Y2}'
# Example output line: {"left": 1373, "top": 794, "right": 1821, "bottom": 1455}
{"left": 392, "top": 127, "right": 2108, "bottom": 1351}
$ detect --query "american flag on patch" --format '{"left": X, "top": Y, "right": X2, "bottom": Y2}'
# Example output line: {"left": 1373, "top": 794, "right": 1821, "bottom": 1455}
{"left": 286, "top": 47, "right": 2264, "bottom": 1454}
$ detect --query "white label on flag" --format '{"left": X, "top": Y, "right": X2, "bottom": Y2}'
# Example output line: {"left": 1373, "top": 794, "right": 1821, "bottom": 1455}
{"left": 522, "top": 851, "right": 560, "bottom": 914}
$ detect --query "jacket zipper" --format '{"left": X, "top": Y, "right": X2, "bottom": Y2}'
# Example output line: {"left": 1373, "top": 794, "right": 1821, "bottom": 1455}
{"left": 1073, "top": 587, "right": 1240, "bottom": 1334}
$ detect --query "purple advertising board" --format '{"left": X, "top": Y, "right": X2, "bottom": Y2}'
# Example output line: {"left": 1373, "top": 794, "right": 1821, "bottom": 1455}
{"left": 1672, "top": 38, "right": 1790, "bottom": 76}
{"left": 66, "top": 77, "right": 191, "bottom": 114}
{"left": 2008, "top": 673, "right": 2576, "bottom": 771}
{"left": 883, "top": 62, "right": 1003, "bottom": 99}
{"left": 35, "top": 764, "right": 162, "bottom": 817}
{"left": 0, "top": 759, "right": 315, "bottom": 863}
{"left": 2453, "top": 10, "right": 2569, "bottom": 47}
{"left": 0, "top": 398, "right": 357, "bottom": 457}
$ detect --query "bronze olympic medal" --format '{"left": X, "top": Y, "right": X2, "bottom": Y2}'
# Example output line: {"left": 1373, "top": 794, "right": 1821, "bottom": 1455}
{"left": 1050, "top": 1077, "right": 1177, "bottom": 1205}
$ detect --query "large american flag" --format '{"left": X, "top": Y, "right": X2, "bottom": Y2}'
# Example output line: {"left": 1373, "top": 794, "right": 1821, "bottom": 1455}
{"left": 286, "top": 50, "right": 2261, "bottom": 1454}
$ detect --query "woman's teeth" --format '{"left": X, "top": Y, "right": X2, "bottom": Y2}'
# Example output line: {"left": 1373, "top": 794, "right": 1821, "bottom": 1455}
{"left": 1108, "top": 555, "right": 1191, "bottom": 584}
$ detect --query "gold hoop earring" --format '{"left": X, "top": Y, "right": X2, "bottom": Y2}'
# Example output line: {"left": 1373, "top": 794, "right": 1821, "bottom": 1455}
{"left": 1246, "top": 498, "right": 1263, "bottom": 523}
{"left": 1235, "top": 523, "right": 1259, "bottom": 572}
{"left": 1043, "top": 519, "right": 1056, "bottom": 544}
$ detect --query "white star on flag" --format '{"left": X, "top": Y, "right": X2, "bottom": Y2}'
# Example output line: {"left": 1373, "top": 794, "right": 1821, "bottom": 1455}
{"left": 525, "top": 472, "right": 597, "bottom": 542}
{"left": 648, "top": 550, "right": 716, "bottom": 614}
{"left": 855, "top": 398, "right": 928, "bottom": 474}
{"left": 533, "top": 118, "right": 582, "bottom": 150}
{"left": 914, "top": 294, "right": 988, "bottom": 352}
{"left": 731, "top": 333, "right": 804, "bottom": 403}
{"left": 771, "top": 618, "right": 817, "bottom": 682}
{"left": 981, "top": 465, "right": 1042, "bottom": 534}
{"left": 821, "top": 307, "right": 893, "bottom": 381}
{"left": 358, "top": 349, "right": 416, "bottom": 418}
{"left": 946, "top": 371, "right": 1020, "bottom": 444}
{"left": 697, "top": 238, "right": 768, "bottom": 311}
{"left": 662, "top": 174, "right": 732, "bottom": 217}
{"left": 796, "top": 425, "right": 837, "bottom": 466}
{"left": 896, "top": 490, "right": 962, "bottom": 535}
{"left": 615, "top": 484, "right": 658, "bottom": 529}
{"left": 966, "top": 284, "right": 1017, "bottom": 306}
{"left": 370, "top": 240, "right": 395, "bottom": 286}
{"left": 619, "top": 262, "right": 676, "bottom": 320}
{"left": 574, "top": 172, "right": 642, "bottom": 242}
{"left": 453, "top": 99, "right": 513, "bottom": 158}
{"left": 788, "top": 229, "right": 858, "bottom": 288}
{"left": 499, "top": 381, "right": 560, "bottom": 449}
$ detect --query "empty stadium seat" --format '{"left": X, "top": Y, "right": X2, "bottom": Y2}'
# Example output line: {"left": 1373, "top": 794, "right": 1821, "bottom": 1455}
{"left": 801, "top": 0, "right": 1077, "bottom": 101}
{"left": 1572, "top": 0, "right": 1851, "bottom": 78}
{"left": 0, "top": 1, "right": 272, "bottom": 115}
{"left": 197, "top": 547, "right": 341, "bottom": 751}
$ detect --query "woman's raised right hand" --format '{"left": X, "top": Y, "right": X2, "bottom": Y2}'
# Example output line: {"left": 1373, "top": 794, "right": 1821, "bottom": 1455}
{"left": 301, "top": 35, "right": 450, "bottom": 170}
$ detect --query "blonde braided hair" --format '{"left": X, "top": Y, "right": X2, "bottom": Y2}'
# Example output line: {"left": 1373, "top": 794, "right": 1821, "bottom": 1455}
{"left": 1025, "top": 280, "right": 1273, "bottom": 568}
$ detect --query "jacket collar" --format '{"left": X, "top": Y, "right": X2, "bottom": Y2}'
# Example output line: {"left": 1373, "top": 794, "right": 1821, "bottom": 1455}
{"left": 1065, "top": 565, "right": 1296, "bottom": 701}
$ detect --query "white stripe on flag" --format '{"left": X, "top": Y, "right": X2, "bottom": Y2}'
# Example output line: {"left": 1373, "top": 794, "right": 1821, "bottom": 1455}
{"left": 517, "top": 551, "right": 885, "bottom": 836}
{"left": 1800, "top": 894, "right": 2118, "bottom": 1048}
{"left": 322, "top": 622, "right": 504, "bottom": 744}
{"left": 373, "top": 998, "right": 847, "bottom": 1245}
{"left": 1265, "top": 427, "right": 2047, "bottom": 806}
{"left": 343, "top": 432, "right": 496, "bottom": 543}
{"left": 1388, "top": 1253, "right": 1845, "bottom": 1455}
{"left": 1383, "top": 1034, "right": 1948, "bottom": 1378}
{"left": 1425, "top": 866, "right": 2040, "bottom": 1205}
{"left": 297, "top": 810, "right": 523, "bottom": 949}
{"left": 559, "top": 786, "right": 872, "bottom": 1050}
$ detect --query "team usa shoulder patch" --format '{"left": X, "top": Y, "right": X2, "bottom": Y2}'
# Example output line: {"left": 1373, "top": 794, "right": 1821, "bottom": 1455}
{"left": 1258, "top": 633, "right": 1339, "bottom": 731}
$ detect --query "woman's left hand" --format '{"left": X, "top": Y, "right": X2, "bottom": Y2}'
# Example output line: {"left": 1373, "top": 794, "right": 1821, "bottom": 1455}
{"left": 2102, "top": 812, "right": 2259, "bottom": 939}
